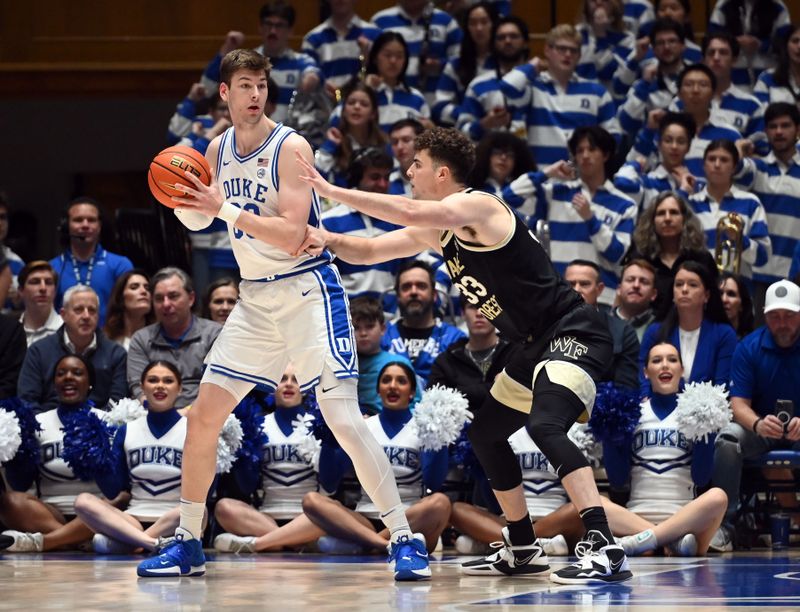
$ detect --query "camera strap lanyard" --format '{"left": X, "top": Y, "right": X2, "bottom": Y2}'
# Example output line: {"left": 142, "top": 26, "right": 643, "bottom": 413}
{"left": 69, "top": 249, "right": 96, "bottom": 287}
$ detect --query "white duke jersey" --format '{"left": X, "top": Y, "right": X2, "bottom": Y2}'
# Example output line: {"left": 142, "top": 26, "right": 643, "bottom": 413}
{"left": 215, "top": 124, "right": 333, "bottom": 280}
{"left": 36, "top": 409, "right": 103, "bottom": 515}
{"left": 627, "top": 400, "right": 694, "bottom": 523}
{"left": 124, "top": 415, "right": 186, "bottom": 521}
{"left": 357, "top": 415, "right": 423, "bottom": 518}
{"left": 258, "top": 412, "right": 318, "bottom": 519}
{"left": 508, "top": 427, "right": 567, "bottom": 519}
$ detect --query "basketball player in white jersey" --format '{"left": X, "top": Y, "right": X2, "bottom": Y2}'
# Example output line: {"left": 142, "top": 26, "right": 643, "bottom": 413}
{"left": 137, "top": 49, "right": 430, "bottom": 581}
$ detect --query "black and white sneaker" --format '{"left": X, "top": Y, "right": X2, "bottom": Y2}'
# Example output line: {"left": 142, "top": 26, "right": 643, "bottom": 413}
{"left": 461, "top": 527, "right": 550, "bottom": 576}
{"left": 550, "top": 543, "right": 632, "bottom": 584}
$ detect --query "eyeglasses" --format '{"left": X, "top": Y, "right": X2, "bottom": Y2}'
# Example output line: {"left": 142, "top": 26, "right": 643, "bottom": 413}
{"left": 550, "top": 44, "right": 580, "bottom": 56}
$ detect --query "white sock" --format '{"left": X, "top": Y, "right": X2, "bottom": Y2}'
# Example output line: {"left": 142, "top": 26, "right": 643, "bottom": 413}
{"left": 177, "top": 499, "right": 205, "bottom": 541}
{"left": 316, "top": 394, "right": 410, "bottom": 540}
{"left": 629, "top": 528, "right": 658, "bottom": 554}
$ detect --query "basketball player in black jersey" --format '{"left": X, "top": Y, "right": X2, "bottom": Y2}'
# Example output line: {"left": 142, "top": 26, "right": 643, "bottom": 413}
{"left": 295, "top": 127, "right": 632, "bottom": 584}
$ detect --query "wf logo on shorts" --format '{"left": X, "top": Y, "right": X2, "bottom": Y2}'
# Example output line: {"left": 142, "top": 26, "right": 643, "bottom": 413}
{"left": 549, "top": 336, "right": 589, "bottom": 360}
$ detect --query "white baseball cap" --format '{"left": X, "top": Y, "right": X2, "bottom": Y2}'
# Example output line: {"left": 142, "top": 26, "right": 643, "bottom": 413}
{"left": 764, "top": 280, "right": 800, "bottom": 314}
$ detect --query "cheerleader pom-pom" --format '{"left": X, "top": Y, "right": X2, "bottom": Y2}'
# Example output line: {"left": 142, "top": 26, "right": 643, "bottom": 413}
{"left": 0, "top": 409, "right": 21, "bottom": 464}
{"left": 0, "top": 398, "right": 41, "bottom": 468}
{"left": 675, "top": 381, "right": 730, "bottom": 443}
{"left": 216, "top": 414, "right": 244, "bottom": 474}
{"left": 61, "top": 409, "right": 116, "bottom": 481}
{"left": 292, "top": 412, "right": 322, "bottom": 469}
{"left": 103, "top": 397, "right": 148, "bottom": 428}
{"left": 588, "top": 382, "right": 642, "bottom": 446}
{"left": 412, "top": 384, "right": 472, "bottom": 451}
{"left": 233, "top": 396, "right": 267, "bottom": 469}
{"left": 568, "top": 423, "right": 601, "bottom": 468}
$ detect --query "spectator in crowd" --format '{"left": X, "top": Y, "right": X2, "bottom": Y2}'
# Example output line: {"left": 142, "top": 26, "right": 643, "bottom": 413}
{"left": 711, "top": 279, "right": 800, "bottom": 552}
{"left": 708, "top": 0, "right": 792, "bottom": 90}
{"left": 200, "top": 3, "right": 321, "bottom": 124}
{"left": 720, "top": 271, "right": 755, "bottom": 340}
{"left": 103, "top": 270, "right": 153, "bottom": 352}
{"left": 629, "top": 63, "right": 743, "bottom": 181}
{"left": 688, "top": 139, "right": 771, "bottom": 282}
{"left": 429, "top": 296, "right": 522, "bottom": 415}
{"left": 49, "top": 197, "right": 133, "bottom": 327}
{"left": 735, "top": 102, "right": 800, "bottom": 293}
{"left": 371, "top": 0, "right": 463, "bottom": 105}
{"left": 322, "top": 148, "right": 405, "bottom": 306}
{"left": 456, "top": 15, "right": 530, "bottom": 142}
{"left": 0, "top": 313, "right": 25, "bottom": 399}
{"left": 167, "top": 82, "right": 213, "bottom": 146}
{"left": 575, "top": 0, "right": 635, "bottom": 92}
{"left": 73, "top": 360, "right": 187, "bottom": 554}
{"left": 565, "top": 260, "right": 640, "bottom": 390}
{"left": 654, "top": 0, "right": 700, "bottom": 57}
{"left": 753, "top": 24, "right": 800, "bottom": 106}
{"left": 433, "top": 1, "right": 499, "bottom": 126}
{"left": 501, "top": 24, "right": 621, "bottom": 167}
{"left": 213, "top": 363, "right": 325, "bottom": 553}
{"left": 177, "top": 93, "right": 231, "bottom": 154}
{"left": 698, "top": 32, "right": 766, "bottom": 154}
{"left": 0, "top": 194, "right": 23, "bottom": 311}
{"left": 362, "top": 31, "right": 431, "bottom": 133}
{"left": 302, "top": 362, "right": 451, "bottom": 554}
{"left": 615, "top": 18, "right": 688, "bottom": 132}
{"left": 470, "top": 131, "right": 536, "bottom": 220}
{"left": 18, "top": 285, "right": 128, "bottom": 412}
{"left": 301, "top": 0, "right": 381, "bottom": 96}
{"left": 622, "top": 0, "right": 655, "bottom": 38}
{"left": 504, "top": 126, "right": 637, "bottom": 305}
{"left": 381, "top": 261, "right": 465, "bottom": 387}
{"left": 17, "top": 261, "right": 62, "bottom": 347}
{"left": 316, "top": 81, "right": 388, "bottom": 187}
{"left": 638, "top": 259, "right": 737, "bottom": 392}
{"left": 388, "top": 118, "right": 425, "bottom": 197}
{"left": 350, "top": 297, "right": 419, "bottom": 416}
{"left": 201, "top": 277, "right": 239, "bottom": 325}
{"left": 127, "top": 267, "right": 222, "bottom": 408}
{"left": 613, "top": 259, "right": 658, "bottom": 341}
{"left": 1, "top": 355, "right": 112, "bottom": 552}
{"left": 627, "top": 191, "right": 715, "bottom": 318}
{"left": 615, "top": 112, "right": 699, "bottom": 212}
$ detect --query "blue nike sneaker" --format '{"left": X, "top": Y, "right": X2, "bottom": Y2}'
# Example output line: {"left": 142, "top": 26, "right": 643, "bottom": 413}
{"left": 388, "top": 533, "right": 431, "bottom": 581}
{"left": 137, "top": 533, "right": 206, "bottom": 577}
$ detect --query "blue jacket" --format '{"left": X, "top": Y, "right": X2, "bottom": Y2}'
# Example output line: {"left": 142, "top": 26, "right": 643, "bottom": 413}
{"left": 381, "top": 319, "right": 466, "bottom": 388}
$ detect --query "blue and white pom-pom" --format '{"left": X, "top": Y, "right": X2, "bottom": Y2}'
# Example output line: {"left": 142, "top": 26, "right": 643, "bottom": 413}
{"left": 588, "top": 382, "right": 642, "bottom": 445}
{"left": 233, "top": 396, "right": 267, "bottom": 470}
{"left": 61, "top": 408, "right": 116, "bottom": 480}
{"left": 292, "top": 413, "right": 322, "bottom": 470}
{"left": 216, "top": 413, "right": 244, "bottom": 474}
{"left": 568, "top": 423, "right": 601, "bottom": 467}
{"left": 103, "top": 397, "right": 148, "bottom": 428}
{"left": 0, "top": 398, "right": 41, "bottom": 468}
{"left": 0, "top": 408, "right": 21, "bottom": 464}
{"left": 675, "top": 381, "right": 731, "bottom": 442}
{"left": 412, "top": 384, "right": 472, "bottom": 451}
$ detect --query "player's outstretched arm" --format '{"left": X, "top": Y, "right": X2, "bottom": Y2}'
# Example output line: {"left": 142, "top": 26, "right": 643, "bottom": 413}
{"left": 297, "top": 225, "right": 441, "bottom": 265}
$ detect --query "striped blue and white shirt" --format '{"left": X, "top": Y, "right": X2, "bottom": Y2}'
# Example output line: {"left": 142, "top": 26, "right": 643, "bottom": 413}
{"left": 502, "top": 172, "right": 637, "bottom": 302}
{"left": 301, "top": 16, "right": 381, "bottom": 90}
{"left": 623, "top": 0, "right": 655, "bottom": 37}
{"left": 330, "top": 81, "right": 429, "bottom": 134}
{"left": 616, "top": 72, "right": 680, "bottom": 136}
{"left": 388, "top": 168, "right": 412, "bottom": 197}
{"left": 735, "top": 151, "right": 800, "bottom": 283}
{"left": 753, "top": 69, "right": 800, "bottom": 107}
{"left": 613, "top": 161, "right": 698, "bottom": 212}
{"left": 456, "top": 68, "right": 515, "bottom": 141}
{"left": 501, "top": 65, "right": 621, "bottom": 166}
{"left": 688, "top": 185, "right": 771, "bottom": 279}
{"left": 371, "top": 4, "right": 462, "bottom": 102}
{"left": 576, "top": 24, "right": 636, "bottom": 91}
{"left": 432, "top": 55, "right": 496, "bottom": 126}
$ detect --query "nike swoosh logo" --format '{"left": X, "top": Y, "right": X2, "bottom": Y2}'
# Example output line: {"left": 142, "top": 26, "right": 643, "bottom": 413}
{"left": 321, "top": 385, "right": 339, "bottom": 393}
{"left": 515, "top": 553, "right": 536, "bottom": 566}
{"left": 159, "top": 560, "right": 171, "bottom": 566}
{"left": 609, "top": 558, "right": 624, "bottom": 572}
{"left": 222, "top": 160, "right": 231, "bottom": 166}
{"left": 301, "top": 289, "right": 312, "bottom": 296}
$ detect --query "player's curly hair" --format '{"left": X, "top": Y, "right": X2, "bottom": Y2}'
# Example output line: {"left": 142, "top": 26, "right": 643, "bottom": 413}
{"left": 221, "top": 48, "right": 272, "bottom": 85}
{"left": 414, "top": 127, "right": 476, "bottom": 185}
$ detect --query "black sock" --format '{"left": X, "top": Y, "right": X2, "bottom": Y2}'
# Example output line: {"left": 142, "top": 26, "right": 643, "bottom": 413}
{"left": 579, "top": 506, "right": 614, "bottom": 550}
{"left": 506, "top": 514, "right": 536, "bottom": 547}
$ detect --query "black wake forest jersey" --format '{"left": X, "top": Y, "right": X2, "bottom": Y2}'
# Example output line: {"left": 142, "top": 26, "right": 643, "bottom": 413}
{"left": 440, "top": 190, "right": 582, "bottom": 343}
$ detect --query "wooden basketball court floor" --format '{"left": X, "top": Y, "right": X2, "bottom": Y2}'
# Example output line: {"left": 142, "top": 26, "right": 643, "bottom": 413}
{"left": 1, "top": 550, "right": 798, "bottom": 610}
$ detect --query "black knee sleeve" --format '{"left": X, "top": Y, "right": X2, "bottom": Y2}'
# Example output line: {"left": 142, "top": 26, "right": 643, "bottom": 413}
{"left": 469, "top": 395, "right": 527, "bottom": 491}
{"left": 527, "top": 371, "right": 589, "bottom": 479}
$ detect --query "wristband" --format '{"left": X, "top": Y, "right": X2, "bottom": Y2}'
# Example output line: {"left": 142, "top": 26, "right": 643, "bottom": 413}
{"left": 217, "top": 201, "right": 242, "bottom": 225}
{"left": 752, "top": 417, "right": 763, "bottom": 434}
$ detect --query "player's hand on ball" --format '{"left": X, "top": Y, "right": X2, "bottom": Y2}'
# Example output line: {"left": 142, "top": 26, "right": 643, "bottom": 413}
{"left": 174, "top": 168, "right": 223, "bottom": 217}
{"left": 296, "top": 151, "right": 333, "bottom": 198}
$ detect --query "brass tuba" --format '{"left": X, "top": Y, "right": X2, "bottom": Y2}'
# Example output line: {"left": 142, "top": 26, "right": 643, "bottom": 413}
{"left": 714, "top": 212, "right": 744, "bottom": 274}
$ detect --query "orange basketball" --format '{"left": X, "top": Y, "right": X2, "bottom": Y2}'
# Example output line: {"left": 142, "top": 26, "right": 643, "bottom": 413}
{"left": 148, "top": 145, "right": 212, "bottom": 208}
